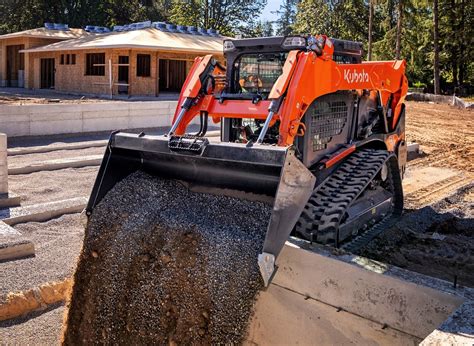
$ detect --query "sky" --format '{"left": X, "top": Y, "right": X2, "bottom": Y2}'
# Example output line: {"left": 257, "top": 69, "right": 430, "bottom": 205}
{"left": 260, "top": 0, "right": 281, "bottom": 22}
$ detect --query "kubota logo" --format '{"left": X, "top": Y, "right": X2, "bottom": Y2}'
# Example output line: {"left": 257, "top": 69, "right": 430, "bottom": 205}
{"left": 343, "top": 69, "right": 369, "bottom": 83}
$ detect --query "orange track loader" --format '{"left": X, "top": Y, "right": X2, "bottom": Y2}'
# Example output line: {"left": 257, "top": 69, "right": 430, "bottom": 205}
{"left": 86, "top": 34, "right": 408, "bottom": 286}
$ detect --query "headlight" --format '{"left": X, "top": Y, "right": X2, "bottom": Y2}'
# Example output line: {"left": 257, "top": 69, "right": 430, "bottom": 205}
{"left": 223, "top": 40, "right": 236, "bottom": 52}
{"left": 282, "top": 36, "right": 307, "bottom": 49}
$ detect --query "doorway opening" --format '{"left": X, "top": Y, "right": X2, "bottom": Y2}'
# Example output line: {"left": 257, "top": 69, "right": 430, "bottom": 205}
{"left": 40, "top": 58, "right": 55, "bottom": 89}
{"left": 158, "top": 59, "right": 187, "bottom": 93}
{"left": 118, "top": 56, "right": 129, "bottom": 95}
{"left": 6, "top": 45, "right": 25, "bottom": 87}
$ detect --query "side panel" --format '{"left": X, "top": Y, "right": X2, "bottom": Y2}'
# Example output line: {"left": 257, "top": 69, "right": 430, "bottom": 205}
{"left": 300, "top": 91, "right": 355, "bottom": 168}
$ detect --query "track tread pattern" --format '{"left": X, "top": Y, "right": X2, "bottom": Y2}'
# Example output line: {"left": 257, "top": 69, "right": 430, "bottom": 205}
{"left": 296, "top": 149, "right": 391, "bottom": 245}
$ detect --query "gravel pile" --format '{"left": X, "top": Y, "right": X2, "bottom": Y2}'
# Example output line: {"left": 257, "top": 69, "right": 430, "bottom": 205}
{"left": 62, "top": 171, "right": 272, "bottom": 345}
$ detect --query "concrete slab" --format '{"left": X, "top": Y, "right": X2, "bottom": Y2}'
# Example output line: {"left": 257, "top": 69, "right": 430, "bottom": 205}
{"left": 0, "top": 193, "right": 21, "bottom": 208}
{"left": 420, "top": 301, "right": 474, "bottom": 345}
{"left": 0, "top": 197, "right": 87, "bottom": 225}
{"left": 407, "top": 142, "right": 420, "bottom": 160}
{"left": 246, "top": 284, "right": 420, "bottom": 345}
{"left": 407, "top": 142, "right": 420, "bottom": 153}
{"left": 249, "top": 238, "right": 474, "bottom": 345}
{"left": 8, "top": 155, "right": 102, "bottom": 175}
{"left": 0, "top": 221, "right": 34, "bottom": 262}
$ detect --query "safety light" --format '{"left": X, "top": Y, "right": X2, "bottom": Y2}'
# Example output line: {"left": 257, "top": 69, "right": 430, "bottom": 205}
{"left": 281, "top": 36, "right": 307, "bottom": 49}
{"left": 223, "top": 40, "right": 236, "bottom": 52}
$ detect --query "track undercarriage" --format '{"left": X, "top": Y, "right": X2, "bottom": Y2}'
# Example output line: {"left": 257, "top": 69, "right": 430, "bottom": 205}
{"left": 295, "top": 149, "right": 404, "bottom": 250}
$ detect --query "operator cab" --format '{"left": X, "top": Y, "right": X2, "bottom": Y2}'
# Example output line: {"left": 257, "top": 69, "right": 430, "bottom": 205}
{"left": 219, "top": 35, "right": 363, "bottom": 144}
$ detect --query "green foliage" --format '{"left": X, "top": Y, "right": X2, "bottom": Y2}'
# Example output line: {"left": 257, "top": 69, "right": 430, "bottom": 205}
{"left": 294, "top": 0, "right": 473, "bottom": 92}
{"left": 0, "top": 0, "right": 171, "bottom": 34}
{"left": 274, "top": 0, "right": 299, "bottom": 36}
{"left": 412, "top": 81, "right": 427, "bottom": 88}
{"left": 294, "top": 0, "right": 368, "bottom": 42}
{"left": 169, "top": 0, "right": 267, "bottom": 36}
{"left": 242, "top": 20, "right": 274, "bottom": 38}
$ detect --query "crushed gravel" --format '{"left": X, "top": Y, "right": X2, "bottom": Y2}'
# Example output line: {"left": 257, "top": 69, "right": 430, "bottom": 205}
{"left": 8, "top": 167, "right": 98, "bottom": 206}
{"left": 63, "top": 171, "right": 272, "bottom": 345}
{"left": 0, "top": 303, "right": 65, "bottom": 344}
{"left": 0, "top": 214, "right": 84, "bottom": 300}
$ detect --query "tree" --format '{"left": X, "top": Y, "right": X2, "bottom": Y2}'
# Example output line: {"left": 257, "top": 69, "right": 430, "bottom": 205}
{"left": 169, "top": 0, "right": 267, "bottom": 36}
{"left": 395, "top": 0, "right": 403, "bottom": 59}
{"left": 242, "top": 20, "right": 273, "bottom": 38}
{"left": 368, "top": 0, "right": 375, "bottom": 60}
{"left": 433, "top": 0, "right": 440, "bottom": 94}
{"left": 274, "top": 0, "right": 299, "bottom": 36}
{"left": 294, "top": 0, "right": 368, "bottom": 42}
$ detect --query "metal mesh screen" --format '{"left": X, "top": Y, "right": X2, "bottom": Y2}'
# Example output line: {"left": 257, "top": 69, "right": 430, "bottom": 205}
{"left": 237, "top": 54, "right": 287, "bottom": 94}
{"left": 310, "top": 100, "right": 348, "bottom": 151}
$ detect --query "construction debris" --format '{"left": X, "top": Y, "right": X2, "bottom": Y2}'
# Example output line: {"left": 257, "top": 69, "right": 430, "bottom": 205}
{"left": 62, "top": 171, "right": 271, "bottom": 344}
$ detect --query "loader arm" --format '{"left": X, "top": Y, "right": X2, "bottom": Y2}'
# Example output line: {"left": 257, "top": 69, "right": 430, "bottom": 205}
{"left": 169, "top": 42, "right": 407, "bottom": 149}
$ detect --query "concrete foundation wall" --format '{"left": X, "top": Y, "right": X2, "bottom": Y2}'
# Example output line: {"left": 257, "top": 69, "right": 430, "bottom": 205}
{"left": 254, "top": 244, "right": 466, "bottom": 340}
{"left": 0, "top": 134, "right": 7, "bottom": 193}
{"left": 0, "top": 101, "right": 180, "bottom": 137}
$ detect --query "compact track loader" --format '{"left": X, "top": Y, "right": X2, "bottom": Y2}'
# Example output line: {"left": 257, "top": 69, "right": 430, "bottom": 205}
{"left": 86, "top": 34, "right": 408, "bottom": 286}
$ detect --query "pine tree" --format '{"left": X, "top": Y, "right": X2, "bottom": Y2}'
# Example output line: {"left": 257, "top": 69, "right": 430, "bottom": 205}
{"left": 169, "top": 0, "right": 267, "bottom": 36}
{"left": 274, "top": 0, "right": 299, "bottom": 36}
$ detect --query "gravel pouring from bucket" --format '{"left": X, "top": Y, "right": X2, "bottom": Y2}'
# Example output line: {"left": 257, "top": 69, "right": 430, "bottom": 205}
{"left": 86, "top": 132, "right": 315, "bottom": 286}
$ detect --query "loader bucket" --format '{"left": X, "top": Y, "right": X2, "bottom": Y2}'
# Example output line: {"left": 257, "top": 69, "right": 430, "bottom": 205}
{"left": 86, "top": 132, "right": 315, "bottom": 286}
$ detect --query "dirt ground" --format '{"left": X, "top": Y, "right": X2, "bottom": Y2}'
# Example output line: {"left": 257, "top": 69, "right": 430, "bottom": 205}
{"left": 0, "top": 303, "right": 65, "bottom": 344}
{"left": 0, "top": 88, "right": 179, "bottom": 105}
{"left": 358, "top": 101, "right": 473, "bottom": 287}
{"left": 8, "top": 167, "right": 98, "bottom": 206}
{"left": 0, "top": 214, "right": 84, "bottom": 299}
{"left": 405, "top": 102, "right": 473, "bottom": 174}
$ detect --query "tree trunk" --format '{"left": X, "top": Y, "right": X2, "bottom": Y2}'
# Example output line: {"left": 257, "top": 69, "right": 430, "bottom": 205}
{"left": 395, "top": 0, "right": 403, "bottom": 59}
{"left": 450, "top": 0, "right": 458, "bottom": 87}
{"left": 368, "top": 0, "right": 374, "bottom": 61}
{"left": 458, "top": 0, "right": 466, "bottom": 85}
{"left": 433, "top": 0, "right": 441, "bottom": 94}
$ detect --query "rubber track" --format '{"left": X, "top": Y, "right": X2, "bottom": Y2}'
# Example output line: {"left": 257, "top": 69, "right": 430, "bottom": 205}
{"left": 296, "top": 149, "right": 390, "bottom": 245}
{"left": 341, "top": 215, "right": 399, "bottom": 253}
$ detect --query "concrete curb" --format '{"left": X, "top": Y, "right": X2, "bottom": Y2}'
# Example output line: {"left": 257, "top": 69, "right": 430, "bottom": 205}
{"left": 7, "top": 140, "right": 107, "bottom": 156}
{"left": 0, "top": 193, "right": 21, "bottom": 208}
{"left": 407, "top": 93, "right": 474, "bottom": 109}
{"left": 7, "top": 130, "right": 220, "bottom": 159}
{"left": 0, "top": 278, "right": 72, "bottom": 321}
{"left": 1, "top": 197, "right": 87, "bottom": 226}
{"left": 0, "top": 221, "right": 35, "bottom": 262}
{"left": 8, "top": 156, "right": 102, "bottom": 175}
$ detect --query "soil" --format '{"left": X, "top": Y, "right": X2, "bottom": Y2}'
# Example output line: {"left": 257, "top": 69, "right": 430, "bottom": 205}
{"left": 405, "top": 101, "right": 473, "bottom": 174}
{"left": 358, "top": 101, "right": 474, "bottom": 288}
{"left": 8, "top": 167, "right": 98, "bottom": 206}
{"left": 62, "top": 171, "right": 271, "bottom": 345}
{"left": 359, "top": 184, "right": 473, "bottom": 287}
{"left": 0, "top": 214, "right": 84, "bottom": 300}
